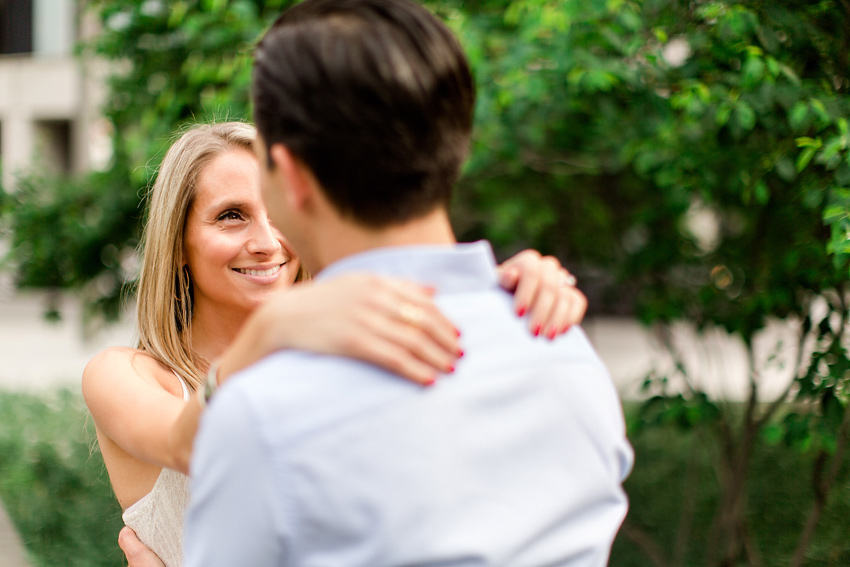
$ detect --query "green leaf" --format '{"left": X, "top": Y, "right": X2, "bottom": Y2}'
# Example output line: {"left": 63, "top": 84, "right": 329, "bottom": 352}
{"left": 716, "top": 101, "right": 732, "bottom": 126}
{"left": 796, "top": 146, "right": 818, "bottom": 172}
{"left": 765, "top": 56, "right": 779, "bottom": 78}
{"left": 735, "top": 102, "right": 756, "bottom": 130}
{"left": 810, "top": 98, "right": 831, "bottom": 126}
{"left": 789, "top": 102, "right": 809, "bottom": 132}
{"left": 795, "top": 136, "right": 822, "bottom": 148}
{"left": 741, "top": 56, "right": 765, "bottom": 88}
{"left": 754, "top": 180, "right": 769, "bottom": 204}
{"left": 819, "top": 137, "right": 846, "bottom": 162}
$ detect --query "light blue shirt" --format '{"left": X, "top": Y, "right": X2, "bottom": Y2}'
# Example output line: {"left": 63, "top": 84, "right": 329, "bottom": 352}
{"left": 185, "top": 242, "right": 633, "bottom": 567}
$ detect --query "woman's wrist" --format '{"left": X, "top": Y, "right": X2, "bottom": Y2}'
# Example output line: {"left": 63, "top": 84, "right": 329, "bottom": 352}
{"left": 199, "top": 360, "right": 220, "bottom": 408}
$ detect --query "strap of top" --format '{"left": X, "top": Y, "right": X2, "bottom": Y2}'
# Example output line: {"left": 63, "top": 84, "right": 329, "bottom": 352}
{"left": 171, "top": 369, "right": 191, "bottom": 402}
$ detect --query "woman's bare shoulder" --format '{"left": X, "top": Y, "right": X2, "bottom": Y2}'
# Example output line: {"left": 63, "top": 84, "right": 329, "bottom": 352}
{"left": 85, "top": 346, "right": 158, "bottom": 376}
{"left": 82, "top": 347, "right": 177, "bottom": 400}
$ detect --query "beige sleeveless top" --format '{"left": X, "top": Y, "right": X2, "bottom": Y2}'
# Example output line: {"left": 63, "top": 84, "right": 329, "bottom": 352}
{"left": 122, "top": 371, "right": 191, "bottom": 567}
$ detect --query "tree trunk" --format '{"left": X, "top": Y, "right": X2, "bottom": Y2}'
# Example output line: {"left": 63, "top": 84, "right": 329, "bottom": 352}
{"left": 707, "top": 420, "right": 762, "bottom": 567}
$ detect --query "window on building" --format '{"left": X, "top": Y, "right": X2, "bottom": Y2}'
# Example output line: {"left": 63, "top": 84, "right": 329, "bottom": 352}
{"left": 0, "top": 0, "right": 33, "bottom": 55}
{"left": 34, "top": 0, "right": 75, "bottom": 57}
{"left": 35, "top": 119, "right": 72, "bottom": 175}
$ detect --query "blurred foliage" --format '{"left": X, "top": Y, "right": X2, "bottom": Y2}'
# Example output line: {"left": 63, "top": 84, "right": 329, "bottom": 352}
{"left": 0, "top": 389, "right": 124, "bottom": 567}
{"left": 0, "top": 0, "right": 848, "bottom": 564}
{"left": 4, "top": 172, "right": 141, "bottom": 321}
{"left": 613, "top": 407, "right": 850, "bottom": 567}
{"left": 1, "top": 0, "right": 847, "bottom": 326}
{"left": 2, "top": 393, "right": 849, "bottom": 567}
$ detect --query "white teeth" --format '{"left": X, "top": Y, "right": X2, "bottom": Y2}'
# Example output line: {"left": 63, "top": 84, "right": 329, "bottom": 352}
{"left": 235, "top": 264, "right": 283, "bottom": 277}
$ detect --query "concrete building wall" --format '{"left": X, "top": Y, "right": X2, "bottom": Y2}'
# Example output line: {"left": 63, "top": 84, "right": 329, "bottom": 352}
{"left": 0, "top": 0, "right": 105, "bottom": 188}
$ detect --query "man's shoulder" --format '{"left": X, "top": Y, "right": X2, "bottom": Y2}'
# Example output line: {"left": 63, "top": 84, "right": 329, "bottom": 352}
{"left": 212, "top": 350, "right": 419, "bottom": 448}
{"left": 227, "top": 350, "right": 417, "bottom": 397}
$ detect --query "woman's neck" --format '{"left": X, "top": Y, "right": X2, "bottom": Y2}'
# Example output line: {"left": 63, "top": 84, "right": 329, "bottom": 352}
{"left": 189, "top": 305, "right": 249, "bottom": 366}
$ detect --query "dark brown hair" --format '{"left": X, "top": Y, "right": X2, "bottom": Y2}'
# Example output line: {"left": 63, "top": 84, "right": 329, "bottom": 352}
{"left": 252, "top": 0, "right": 475, "bottom": 227}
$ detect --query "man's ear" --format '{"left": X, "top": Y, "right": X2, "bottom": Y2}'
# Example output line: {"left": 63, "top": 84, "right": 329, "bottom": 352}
{"left": 268, "top": 144, "right": 314, "bottom": 212}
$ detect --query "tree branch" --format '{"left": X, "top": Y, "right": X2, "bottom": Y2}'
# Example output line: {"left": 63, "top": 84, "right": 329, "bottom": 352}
{"left": 622, "top": 520, "right": 670, "bottom": 567}
{"left": 673, "top": 431, "right": 703, "bottom": 566}
{"left": 790, "top": 400, "right": 850, "bottom": 567}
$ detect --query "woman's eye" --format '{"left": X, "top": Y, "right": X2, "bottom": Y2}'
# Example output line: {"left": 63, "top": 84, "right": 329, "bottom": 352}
{"left": 218, "top": 210, "right": 243, "bottom": 221}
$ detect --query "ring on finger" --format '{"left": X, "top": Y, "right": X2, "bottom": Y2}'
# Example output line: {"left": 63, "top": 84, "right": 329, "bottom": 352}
{"left": 560, "top": 273, "right": 577, "bottom": 288}
{"left": 399, "top": 302, "right": 425, "bottom": 326}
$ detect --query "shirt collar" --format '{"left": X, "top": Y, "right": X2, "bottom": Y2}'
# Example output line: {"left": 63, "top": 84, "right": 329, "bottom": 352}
{"left": 316, "top": 241, "right": 500, "bottom": 293}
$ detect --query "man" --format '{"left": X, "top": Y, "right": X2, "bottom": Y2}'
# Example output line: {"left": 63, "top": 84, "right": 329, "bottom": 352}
{"left": 185, "top": 0, "right": 633, "bottom": 565}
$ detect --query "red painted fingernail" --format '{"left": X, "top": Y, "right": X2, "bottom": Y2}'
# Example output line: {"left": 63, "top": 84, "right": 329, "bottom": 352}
{"left": 532, "top": 322, "right": 541, "bottom": 337}
{"left": 424, "top": 376, "right": 436, "bottom": 387}
{"left": 454, "top": 327, "right": 461, "bottom": 337}
{"left": 458, "top": 349, "right": 465, "bottom": 358}
{"left": 547, "top": 328, "right": 557, "bottom": 340}
{"left": 517, "top": 306, "right": 527, "bottom": 317}
{"left": 563, "top": 325, "right": 572, "bottom": 334}
{"left": 446, "top": 364, "right": 455, "bottom": 373}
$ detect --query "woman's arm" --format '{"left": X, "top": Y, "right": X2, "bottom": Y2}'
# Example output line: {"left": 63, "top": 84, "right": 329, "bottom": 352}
{"left": 83, "top": 348, "right": 197, "bottom": 477}
{"left": 83, "top": 276, "right": 462, "bottom": 476}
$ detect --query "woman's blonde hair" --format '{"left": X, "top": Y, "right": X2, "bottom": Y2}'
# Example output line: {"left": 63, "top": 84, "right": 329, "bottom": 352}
{"left": 135, "top": 122, "right": 260, "bottom": 390}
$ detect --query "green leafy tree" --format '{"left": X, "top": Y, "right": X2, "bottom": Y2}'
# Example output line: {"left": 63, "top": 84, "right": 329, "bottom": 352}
{"left": 446, "top": 0, "right": 849, "bottom": 565}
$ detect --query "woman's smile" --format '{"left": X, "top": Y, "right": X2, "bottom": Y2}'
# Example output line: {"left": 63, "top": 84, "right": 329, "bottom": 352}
{"left": 232, "top": 262, "right": 287, "bottom": 280}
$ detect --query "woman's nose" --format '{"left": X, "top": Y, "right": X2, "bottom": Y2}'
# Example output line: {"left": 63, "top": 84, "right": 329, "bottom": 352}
{"left": 246, "top": 218, "right": 282, "bottom": 255}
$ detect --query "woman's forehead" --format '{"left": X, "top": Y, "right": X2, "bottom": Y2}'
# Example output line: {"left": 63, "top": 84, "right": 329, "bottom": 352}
{"left": 193, "top": 150, "right": 263, "bottom": 209}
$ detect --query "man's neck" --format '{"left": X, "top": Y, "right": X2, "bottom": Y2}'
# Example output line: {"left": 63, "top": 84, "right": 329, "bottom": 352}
{"left": 306, "top": 208, "right": 456, "bottom": 274}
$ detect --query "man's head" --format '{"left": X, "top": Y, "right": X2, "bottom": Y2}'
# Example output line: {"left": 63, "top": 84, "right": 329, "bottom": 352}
{"left": 251, "top": 0, "right": 475, "bottom": 229}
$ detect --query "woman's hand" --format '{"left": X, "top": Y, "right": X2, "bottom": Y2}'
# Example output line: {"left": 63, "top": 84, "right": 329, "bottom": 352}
{"left": 118, "top": 527, "right": 165, "bottom": 567}
{"left": 497, "top": 249, "right": 587, "bottom": 339}
{"left": 219, "top": 274, "right": 460, "bottom": 387}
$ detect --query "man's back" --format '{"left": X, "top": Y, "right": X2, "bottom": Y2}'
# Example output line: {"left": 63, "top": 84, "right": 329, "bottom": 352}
{"left": 186, "top": 243, "right": 633, "bottom": 567}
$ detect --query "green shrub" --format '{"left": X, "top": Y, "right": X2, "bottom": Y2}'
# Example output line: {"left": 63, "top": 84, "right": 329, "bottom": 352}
{"left": 0, "top": 389, "right": 124, "bottom": 567}
{"left": 612, "top": 407, "right": 850, "bottom": 566}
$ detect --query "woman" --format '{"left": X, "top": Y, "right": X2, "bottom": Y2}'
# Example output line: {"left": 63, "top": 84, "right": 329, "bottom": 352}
{"left": 83, "top": 122, "right": 586, "bottom": 566}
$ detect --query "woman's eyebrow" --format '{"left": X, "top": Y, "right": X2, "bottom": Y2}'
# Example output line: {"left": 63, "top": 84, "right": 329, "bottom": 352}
{"left": 209, "top": 200, "right": 249, "bottom": 211}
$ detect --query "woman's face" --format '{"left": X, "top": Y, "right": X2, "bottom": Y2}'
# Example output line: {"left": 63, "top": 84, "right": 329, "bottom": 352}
{"left": 183, "top": 148, "right": 300, "bottom": 320}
